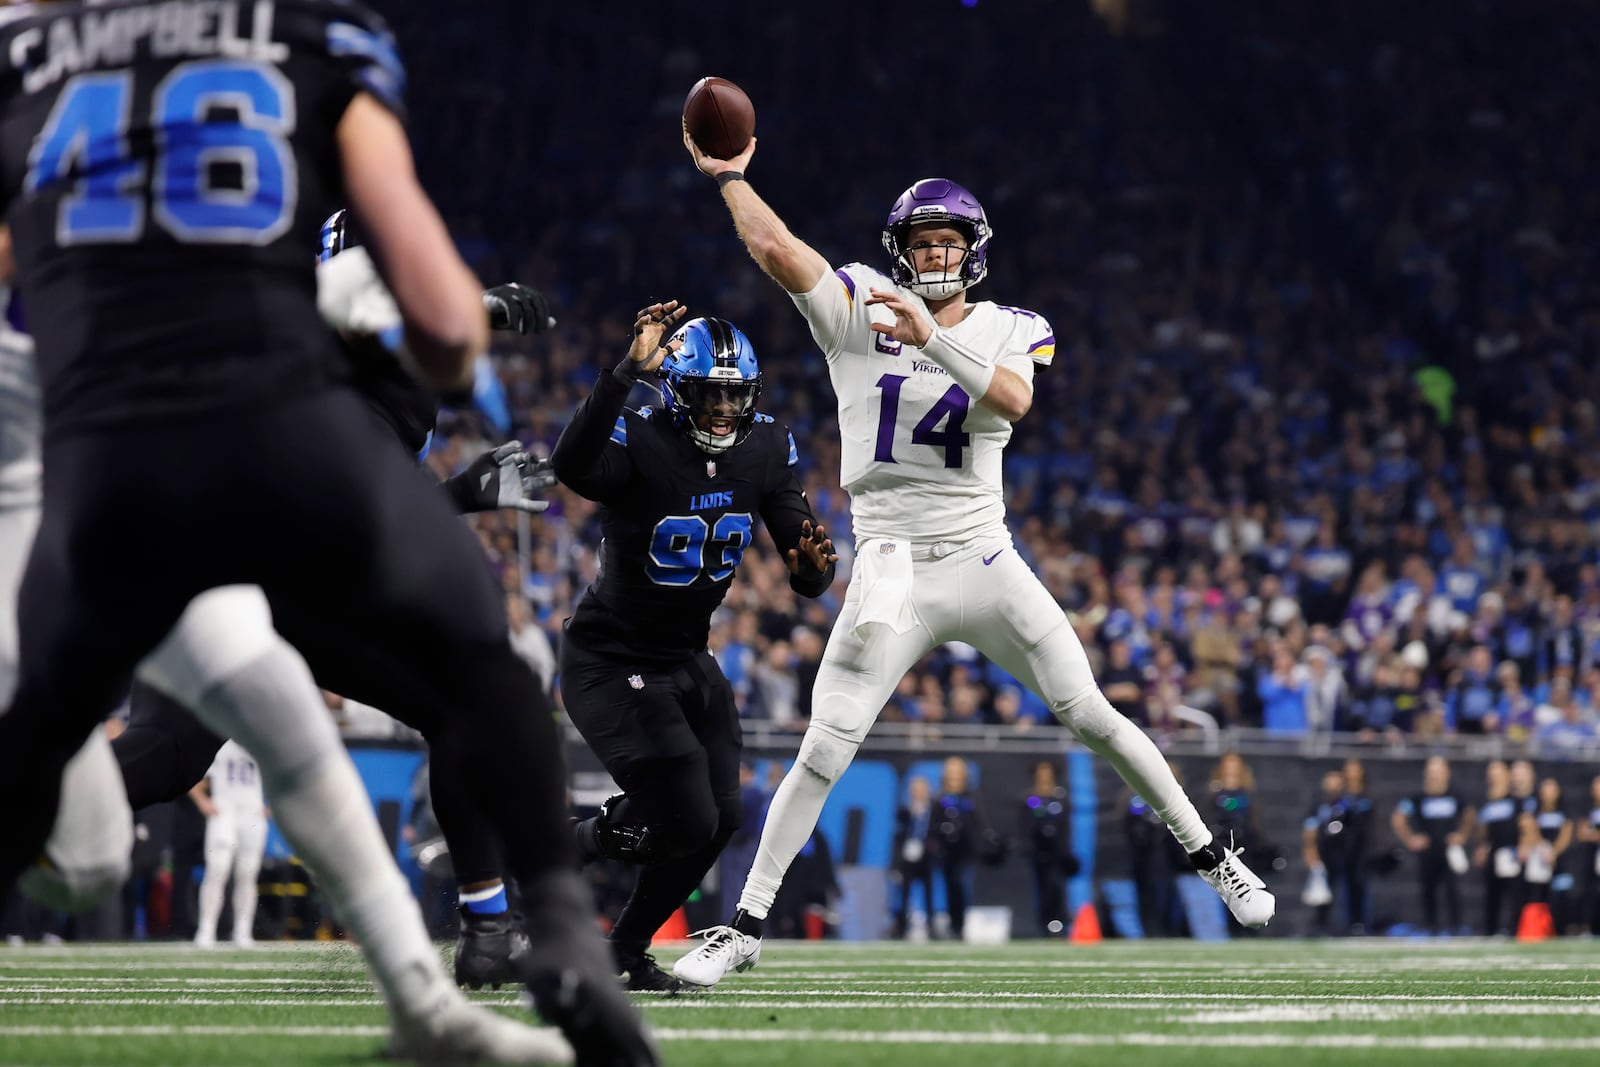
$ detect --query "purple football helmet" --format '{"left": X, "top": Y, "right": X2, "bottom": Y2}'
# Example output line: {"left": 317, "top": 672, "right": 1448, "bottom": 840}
{"left": 881, "top": 178, "right": 992, "bottom": 299}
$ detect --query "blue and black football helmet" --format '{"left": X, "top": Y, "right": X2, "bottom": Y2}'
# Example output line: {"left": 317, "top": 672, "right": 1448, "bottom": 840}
{"left": 659, "top": 317, "right": 762, "bottom": 454}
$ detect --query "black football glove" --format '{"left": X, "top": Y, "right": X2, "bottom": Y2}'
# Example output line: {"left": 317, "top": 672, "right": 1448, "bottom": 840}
{"left": 444, "top": 442, "right": 558, "bottom": 514}
{"left": 483, "top": 283, "right": 555, "bottom": 335}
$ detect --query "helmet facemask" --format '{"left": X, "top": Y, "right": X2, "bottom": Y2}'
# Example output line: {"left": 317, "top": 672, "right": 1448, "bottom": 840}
{"left": 887, "top": 222, "right": 980, "bottom": 300}
{"left": 662, "top": 372, "right": 762, "bottom": 454}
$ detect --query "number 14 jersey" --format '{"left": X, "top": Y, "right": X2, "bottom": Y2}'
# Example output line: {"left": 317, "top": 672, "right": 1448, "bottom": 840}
{"left": 790, "top": 262, "right": 1055, "bottom": 544}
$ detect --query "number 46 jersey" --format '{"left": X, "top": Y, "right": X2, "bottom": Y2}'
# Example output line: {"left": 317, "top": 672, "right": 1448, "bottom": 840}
{"left": 0, "top": 0, "right": 403, "bottom": 436}
{"left": 790, "top": 262, "right": 1055, "bottom": 545}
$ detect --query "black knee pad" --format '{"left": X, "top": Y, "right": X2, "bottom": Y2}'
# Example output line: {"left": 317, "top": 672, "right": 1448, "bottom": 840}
{"left": 595, "top": 784, "right": 720, "bottom": 863}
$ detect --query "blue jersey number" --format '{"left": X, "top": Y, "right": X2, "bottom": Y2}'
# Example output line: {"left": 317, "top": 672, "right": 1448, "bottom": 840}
{"left": 26, "top": 61, "right": 297, "bottom": 246}
{"left": 645, "top": 513, "right": 754, "bottom": 587}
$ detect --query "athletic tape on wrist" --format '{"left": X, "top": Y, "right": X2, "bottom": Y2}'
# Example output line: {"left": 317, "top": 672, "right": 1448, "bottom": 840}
{"left": 918, "top": 326, "right": 997, "bottom": 399}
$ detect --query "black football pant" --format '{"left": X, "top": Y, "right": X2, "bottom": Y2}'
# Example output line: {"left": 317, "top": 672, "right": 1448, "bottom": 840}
{"left": 1484, "top": 868, "right": 1524, "bottom": 935}
{"left": 0, "top": 388, "right": 571, "bottom": 902}
{"left": 1418, "top": 850, "right": 1461, "bottom": 933}
{"left": 560, "top": 634, "right": 743, "bottom": 953}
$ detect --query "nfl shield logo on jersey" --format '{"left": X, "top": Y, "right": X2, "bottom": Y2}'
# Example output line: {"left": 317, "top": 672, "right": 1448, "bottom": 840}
{"left": 879, "top": 542, "right": 897, "bottom": 555}
{"left": 706, "top": 460, "right": 717, "bottom": 478}
{"left": 628, "top": 674, "right": 644, "bottom": 690}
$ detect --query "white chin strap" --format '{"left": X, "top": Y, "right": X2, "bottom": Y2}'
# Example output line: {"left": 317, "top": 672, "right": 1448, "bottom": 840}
{"left": 689, "top": 424, "right": 738, "bottom": 453}
{"left": 906, "top": 269, "right": 969, "bottom": 301}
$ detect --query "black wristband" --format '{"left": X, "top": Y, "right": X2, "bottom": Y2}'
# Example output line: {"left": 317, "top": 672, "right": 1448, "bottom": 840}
{"left": 716, "top": 171, "right": 746, "bottom": 189}
{"left": 613, "top": 357, "right": 654, "bottom": 386}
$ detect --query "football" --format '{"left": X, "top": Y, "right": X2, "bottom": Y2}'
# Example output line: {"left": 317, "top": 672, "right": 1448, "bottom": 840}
{"left": 684, "top": 76, "right": 755, "bottom": 160}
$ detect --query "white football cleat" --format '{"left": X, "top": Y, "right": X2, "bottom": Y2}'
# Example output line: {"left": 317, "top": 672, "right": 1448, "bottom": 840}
{"left": 1198, "top": 841, "right": 1276, "bottom": 928}
{"left": 389, "top": 988, "right": 574, "bottom": 1065}
{"left": 670, "top": 925, "right": 761, "bottom": 988}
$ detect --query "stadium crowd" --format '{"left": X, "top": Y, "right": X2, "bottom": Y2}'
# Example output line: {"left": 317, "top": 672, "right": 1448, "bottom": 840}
{"left": 394, "top": 0, "right": 1600, "bottom": 749}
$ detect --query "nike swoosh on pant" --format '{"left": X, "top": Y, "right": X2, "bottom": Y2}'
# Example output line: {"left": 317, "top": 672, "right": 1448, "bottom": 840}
{"left": 982, "top": 550, "right": 1005, "bottom": 566}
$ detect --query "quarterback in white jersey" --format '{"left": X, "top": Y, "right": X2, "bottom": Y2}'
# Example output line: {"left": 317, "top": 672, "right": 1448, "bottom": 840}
{"left": 191, "top": 741, "right": 268, "bottom": 948}
{"left": 674, "top": 131, "right": 1274, "bottom": 988}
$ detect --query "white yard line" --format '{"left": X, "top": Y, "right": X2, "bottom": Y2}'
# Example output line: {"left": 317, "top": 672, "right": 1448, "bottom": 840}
{"left": 3, "top": 1024, "right": 1598, "bottom": 1051}
{"left": 5, "top": 991, "right": 1599, "bottom": 1013}
{"left": 0, "top": 1025, "right": 388, "bottom": 1037}
{"left": 652, "top": 988, "right": 1600, "bottom": 1002}
{"left": 0, "top": 998, "right": 391, "bottom": 1007}
{"left": 650, "top": 1029, "right": 1600, "bottom": 1050}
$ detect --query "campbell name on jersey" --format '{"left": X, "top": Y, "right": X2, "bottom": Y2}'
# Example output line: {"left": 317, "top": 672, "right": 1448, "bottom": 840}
{"left": 0, "top": 0, "right": 404, "bottom": 435}
{"left": 790, "top": 262, "right": 1054, "bottom": 544}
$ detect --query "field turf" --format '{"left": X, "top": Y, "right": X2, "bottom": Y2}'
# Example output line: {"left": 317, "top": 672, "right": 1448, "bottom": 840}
{"left": 1, "top": 938, "right": 1596, "bottom": 1065}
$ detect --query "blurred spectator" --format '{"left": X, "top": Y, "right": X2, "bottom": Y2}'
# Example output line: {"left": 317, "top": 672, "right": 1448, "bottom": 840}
{"left": 930, "top": 758, "right": 986, "bottom": 940}
{"left": 1338, "top": 758, "right": 1374, "bottom": 933}
{"left": 1472, "top": 760, "right": 1529, "bottom": 937}
{"left": 1018, "top": 760, "right": 1073, "bottom": 936}
{"left": 1101, "top": 640, "right": 1147, "bottom": 724}
{"left": 1208, "top": 753, "right": 1265, "bottom": 857}
{"left": 890, "top": 777, "right": 935, "bottom": 940}
{"left": 1520, "top": 778, "right": 1574, "bottom": 933}
{"left": 1579, "top": 775, "right": 1600, "bottom": 937}
{"left": 1391, "top": 757, "right": 1471, "bottom": 934}
{"left": 1124, "top": 760, "right": 1191, "bottom": 938}
{"left": 1302, "top": 768, "right": 1353, "bottom": 935}
{"left": 1302, "top": 646, "right": 1347, "bottom": 735}
{"left": 1534, "top": 685, "right": 1599, "bottom": 755}
{"left": 1257, "top": 647, "right": 1309, "bottom": 734}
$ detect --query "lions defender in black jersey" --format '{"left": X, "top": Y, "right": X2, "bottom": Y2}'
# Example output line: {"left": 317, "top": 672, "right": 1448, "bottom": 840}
{"left": 0, "top": 2, "right": 652, "bottom": 1063}
{"left": 550, "top": 304, "right": 837, "bottom": 991}
{"left": 106, "top": 213, "right": 559, "bottom": 994}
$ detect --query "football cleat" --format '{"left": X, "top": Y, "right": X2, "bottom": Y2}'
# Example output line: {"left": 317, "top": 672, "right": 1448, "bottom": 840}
{"left": 519, "top": 872, "right": 659, "bottom": 1067}
{"left": 454, "top": 907, "right": 531, "bottom": 991}
{"left": 388, "top": 977, "right": 574, "bottom": 1065}
{"left": 670, "top": 925, "right": 761, "bottom": 988}
{"left": 612, "top": 945, "right": 687, "bottom": 995}
{"left": 1195, "top": 839, "right": 1276, "bottom": 928}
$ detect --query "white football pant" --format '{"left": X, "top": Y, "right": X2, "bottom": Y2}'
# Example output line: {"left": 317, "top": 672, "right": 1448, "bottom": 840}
{"left": 196, "top": 807, "right": 268, "bottom": 945}
{"left": 738, "top": 535, "right": 1212, "bottom": 918}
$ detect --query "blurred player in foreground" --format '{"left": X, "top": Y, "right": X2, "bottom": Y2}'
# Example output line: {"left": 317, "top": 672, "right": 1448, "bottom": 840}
{"left": 0, "top": 2, "right": 652, "bottom": 1062}
{"left": 108, "top": 207, "right": 561, "bottom": 993}
{"left": 675, "top": 127, "right": 1275, "bottom": 988}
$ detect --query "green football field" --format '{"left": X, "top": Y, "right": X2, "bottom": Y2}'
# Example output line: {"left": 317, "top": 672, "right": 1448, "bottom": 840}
{"left": 1, "top": 938, "right": 1597, "bottom": 1066}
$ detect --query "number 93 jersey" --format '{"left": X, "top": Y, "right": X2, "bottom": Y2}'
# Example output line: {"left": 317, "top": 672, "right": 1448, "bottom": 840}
{"left": 790, "top": 262, "right": 1054, "bottom": 544}
{"left": 556, "top": 373, "right": 826, "bottom": 665}
{"left": 0, "top": 0, "right": 405, "bottom": 436}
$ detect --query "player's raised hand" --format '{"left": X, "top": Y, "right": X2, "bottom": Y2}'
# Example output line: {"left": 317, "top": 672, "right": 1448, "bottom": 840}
{"left": 865, "top": 288, "right": 935, "bottom": 347}
{"left": 448, "top": 443, "right": 557, "bottom": 514}
{"left": 628, "top": 300, "right": 689, "bottom": 373}
{"left": 786, "top": 520, "right": 838, "bottom": 576}
{"left": 683, "top": 119, "right": 757, "bottom": 179}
